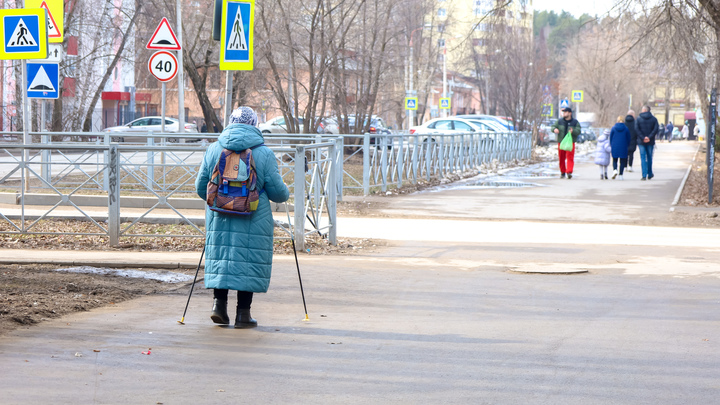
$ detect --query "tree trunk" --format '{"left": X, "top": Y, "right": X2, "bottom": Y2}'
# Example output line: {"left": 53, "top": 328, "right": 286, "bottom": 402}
{"left": 184, "top": 48, "right": 224, "bottom": 133}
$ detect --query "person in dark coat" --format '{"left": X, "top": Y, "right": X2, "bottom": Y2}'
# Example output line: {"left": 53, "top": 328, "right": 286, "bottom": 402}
{"left": 624, "top": 110, "right": 638, "bottom": 172}
{"left": 658, "top": 122, "right": 665, "bottom": 141}
{"left": 610, "top": 116, "right": 631, "bottom": 180}
{"left": 635, "top": 105, "right": 659, "bottom": 180}
{"left": 665, "top": 122, "right": 674, "bottom": 143}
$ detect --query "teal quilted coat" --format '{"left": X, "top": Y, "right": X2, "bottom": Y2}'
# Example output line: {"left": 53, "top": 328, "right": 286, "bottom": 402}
{"left": 195, "top": 124, "right": 289, "bottom": 292}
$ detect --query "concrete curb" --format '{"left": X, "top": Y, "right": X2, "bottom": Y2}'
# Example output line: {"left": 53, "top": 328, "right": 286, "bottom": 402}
{"left": 671, "top": 164, "right": 693, "bottom": 208}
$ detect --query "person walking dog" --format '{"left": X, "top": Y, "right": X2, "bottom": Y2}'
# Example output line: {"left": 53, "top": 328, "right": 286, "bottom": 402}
{"left": 195, "top": 106, "right": 290, "bottom": 328}
{"left": 552, "top": 107, "right": 581, "bottom": 179}
{"left": 635, "top": 105, "right": 659, "bottom": 180}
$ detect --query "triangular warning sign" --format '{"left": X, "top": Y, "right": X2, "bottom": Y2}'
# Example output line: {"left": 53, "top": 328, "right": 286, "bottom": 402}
{"left": 227, "top": 8, "right": 247, "bottom": 51}
{"left": 7, "top": 18, "right": 37, "bottom": 47}
{"left": 29, "top": 66, "right": 55, "bottom": 92}
{"left": 147, "top": 17, "right": 181, "bottom": 50}
{"left": 40, "top": 1, "right": 61, "bottom": 38}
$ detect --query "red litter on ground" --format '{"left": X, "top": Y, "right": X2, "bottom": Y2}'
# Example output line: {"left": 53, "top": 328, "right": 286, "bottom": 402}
{"left": 142, "top": 348, "right": 152, "bottom": 355}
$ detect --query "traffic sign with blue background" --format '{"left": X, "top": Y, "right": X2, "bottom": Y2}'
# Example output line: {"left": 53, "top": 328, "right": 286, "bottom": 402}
{"left": 440, "top": 98, "right": 451, "bottom": 109}
{"left": 560, "top": 99, "right": 570, "bottom": 109}
{"left": 0, "top": 8, "right": 48, "bottom": 60}
{"left": 220, "top": 0, "right": 254, "bottom": 70}
{"left": 27, "top": 62, "right": 59, "bottom": 99}
{"left": 541, "top": 104, "right": 553, "bottom": 117}
{"left": 405, "top": 97, "right": 418, "bottom": 110}
{"left": 572, "top": 90, "right": 584, "bottom": 103}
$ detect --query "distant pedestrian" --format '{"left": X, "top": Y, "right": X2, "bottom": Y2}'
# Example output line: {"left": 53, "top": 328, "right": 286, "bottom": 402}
{"left": 610, "top": 116, "right": 631, "bottom": 180}
{"left": 658, "top": 122, "right": 665, "bottom": 141}
{"left": 624, "top": 110, "right": 638, "bottom": 172}
{"left": 594, "top": 129, "right": 612, "bottom": 179}
{"left": 635, "top": 105, "right": 659, "bottom": 180}
{"left": 552, "top": 107, "right": 581, "bottom": 179}
{"left": 694, "top": 124, "right": 700, "bottom": 139}
{"left": 195, "top": 106, "right": 290, "bottom": 328}
{"left": 666, "top": 122, "right": 674, "bottom": 143}
{"left": 682, "top": 124, "right": 689, "bottom": 140}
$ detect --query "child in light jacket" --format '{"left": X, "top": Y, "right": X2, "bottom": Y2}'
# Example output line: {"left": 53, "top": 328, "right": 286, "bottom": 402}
{"left": 594, "top": 129, "right": 612, "bottom": 179}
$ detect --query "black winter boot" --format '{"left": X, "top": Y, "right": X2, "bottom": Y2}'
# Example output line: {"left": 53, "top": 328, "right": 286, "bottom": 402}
{"left": 234, "top": 308, "right": 257, "bottom": 329}
{"left": 210, "top": 298, "right": 230, "bottom": 324}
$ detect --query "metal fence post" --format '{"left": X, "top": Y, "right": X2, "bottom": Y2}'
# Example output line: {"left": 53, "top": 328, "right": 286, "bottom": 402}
{"left": 41, "top": 133, "right": 51, "bottom": 184}
{"left": 412, "top": 135, "right": 419, "bottom": 184}
{"left": 328, "top": 140, "right": 337, "bottom": 246}
{"left": 103, "top": 132, "right": 110, "bottom": 192}
{"left": 336, "top": 136, "right": 344, "bottom": 202}
{"left": 147, "top": 133, "right": 155, "bottom": 190}
{"left": 380, "top": 135, "right": 388, "bottom": 192}
{"left": 425, "top": 136, "right": 432, "bottom": 180}
{"left": 108, "top": 145, "right": 120, "bottom": 246}
{"left": 396, "top": 134, "right": 404, "bottom": 188}
{"left": 294, "top": 145, "right": 305, "bottom": 251}
{"left": 363, "top": 133, "right": 370, "bottom": 195}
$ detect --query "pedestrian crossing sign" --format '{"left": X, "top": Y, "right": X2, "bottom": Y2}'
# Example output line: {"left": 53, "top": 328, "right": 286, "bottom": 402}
{"left": 541, "top": 104, "right": 553, "bottom": 117}
{"left": 560, "top": 99, "right": 570, "bottom": 109}
{"left": 26, "top": 0, "right": 63, "bottom": 44}
{"left": 26, "top": 62, "right": 59, "bottom": 99}
{"left": 220, "top": 0, "right": 254, "bottom": 71}
{"left": 0, "top": 8, "right": 48, "bottom": 60}
{"left": 440, "top": 98, "right": 451, "bottom": 109}
{"left": 572, "top": 90, "right": 584, "bottom": 103}
{"left": 405, "top": 97, "right": 418, "bottom": 111}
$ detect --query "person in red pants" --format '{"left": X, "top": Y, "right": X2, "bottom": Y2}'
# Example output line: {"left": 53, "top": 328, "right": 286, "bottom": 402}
{"left": 552, "top": 107, "right": 581, "bottom": 179}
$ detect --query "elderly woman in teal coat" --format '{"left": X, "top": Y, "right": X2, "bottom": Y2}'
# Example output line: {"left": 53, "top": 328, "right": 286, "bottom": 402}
{"left": 195, "top": 107, "right": 289, "bottom": 328}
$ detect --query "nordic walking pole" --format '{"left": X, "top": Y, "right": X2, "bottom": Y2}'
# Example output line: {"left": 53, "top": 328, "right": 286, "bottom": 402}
{"left": 286, "top": 202, "right": 309, "bottom": 321}
{"left": 178, "top": 246, "right": 205, "bottom": 325}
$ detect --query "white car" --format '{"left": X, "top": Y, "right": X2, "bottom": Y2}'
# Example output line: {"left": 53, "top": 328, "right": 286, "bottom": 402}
{"left": 102, "top": 116, "right": 198, "bottom": 142}
{"left": 410, "top": 117, "right": 489, "bottom": 135}
{"left": 258, "top": 116, "right": 305, "bottom": 134}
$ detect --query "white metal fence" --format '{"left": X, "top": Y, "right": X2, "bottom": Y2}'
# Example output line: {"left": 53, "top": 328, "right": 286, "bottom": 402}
{"left": 0, "top": 129, "right": 531, "bottom": 248}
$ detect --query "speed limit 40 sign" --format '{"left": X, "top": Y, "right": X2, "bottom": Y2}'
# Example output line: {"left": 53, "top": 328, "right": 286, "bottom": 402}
{"left": 148, "top": 51, "right": 178, "bottom": 82}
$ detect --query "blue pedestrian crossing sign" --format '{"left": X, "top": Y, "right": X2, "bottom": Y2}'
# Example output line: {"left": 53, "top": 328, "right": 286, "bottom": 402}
{"left": 560, "top": 99, "right": 570, "bottom": 109}
{"left": 219, "top": 0, "right": 254, "bottom": 71}
{"left": 0, "top": 8, "right": 48, "bottom": 60}
{"left": 440, "top": 97, "right": 451, "bottom": 109}
{"left": 541, "top": 104, "right": 553, "bottom": 117}
{"left": 405, "top": 97, "right": 418, "bottom": 111}
{"left": 27, "top": 62, "right": 59, "bottom": 99}
{"left": 571, "top": 90, "right": 584, "bottom": 103}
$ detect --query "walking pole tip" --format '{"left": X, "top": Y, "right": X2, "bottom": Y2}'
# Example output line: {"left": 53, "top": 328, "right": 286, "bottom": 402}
{"left": 303, "top": 314, "right": 309, "bottom": 321}
{"left": 177, "top": 317, "right": 185, "bottom": 325}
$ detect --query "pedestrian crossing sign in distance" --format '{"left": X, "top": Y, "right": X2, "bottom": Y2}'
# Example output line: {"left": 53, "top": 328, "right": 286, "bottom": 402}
{"left": 0, "top": 8, "right": 48, "bottom": 60}
{"left": 440, "top": 98, "right": 451, "bottom": 109}
{"left": 405, "top": 97, "right": 418, "bottom": 111}
{"left": 220, "top": 0, "right": 254, "bottom": 71}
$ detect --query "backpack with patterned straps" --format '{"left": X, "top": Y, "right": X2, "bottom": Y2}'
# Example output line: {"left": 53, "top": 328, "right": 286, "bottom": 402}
{"left": 206, "top": 144, "right": 265, "bottom": 216}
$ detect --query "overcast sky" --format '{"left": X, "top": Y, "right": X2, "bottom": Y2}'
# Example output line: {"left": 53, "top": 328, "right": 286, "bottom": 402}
{"left": 533, "top": 0, "right": 620, "bottom": 17}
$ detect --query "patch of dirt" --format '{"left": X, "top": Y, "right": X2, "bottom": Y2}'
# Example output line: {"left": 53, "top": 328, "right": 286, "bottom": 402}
{"left": 679, "top": 148, "right": 720, "bottom": 206}
{"left": 0, "top": 220, "right": 385, "bottom": 255}
{"left": 0, "top": 264, "right": 191, "bottom": 336}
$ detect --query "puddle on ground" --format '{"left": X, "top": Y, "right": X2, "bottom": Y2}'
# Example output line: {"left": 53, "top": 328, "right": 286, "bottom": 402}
{"left": 55, "top": 266, "right": 194, "bottom": 283}
{"left": 469, "top": 179, "right": 540, "bottom": 188}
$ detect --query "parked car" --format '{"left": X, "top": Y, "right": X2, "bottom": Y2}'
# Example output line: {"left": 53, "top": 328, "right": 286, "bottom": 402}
{"left": 579, "top": 121, "right": 596, "bottom": 143}
{"left": 102, "top": 116, "right": 198, "bottom": 142}
{"left": 258, "top": 116, "right": 309, "bottom": 134}
{"left": 456, "top": 114, "right": 514, "bottom": 130}
{"left": 455, "top": 115, "right": 508, "bottom": 132}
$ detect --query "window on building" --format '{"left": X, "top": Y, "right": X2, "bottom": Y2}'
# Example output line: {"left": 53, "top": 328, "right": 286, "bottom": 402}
{"left": 507, "top": 10, "right": 513, "bottom": 19}
{"left": 475, "top": 23, "right": 488, "bottom": 32}
{"left": 438, "top": 38, "right": 446, "bottom": 47}
{"left": 673, "top": 88, "right": 686, "bottom": 99}
{"left": 438, "top": 8, "right": 446, "bottom": 17}
{"left": 438, "top": 24, "right": 445, "bottom": 32}
{"left": 472, "top": 38, "right": 484, "bottom": 47}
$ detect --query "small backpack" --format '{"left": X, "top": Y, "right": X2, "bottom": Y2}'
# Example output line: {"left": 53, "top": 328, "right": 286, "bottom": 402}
{"left": 206, "top": 145, "right": 264, "bottom": 216}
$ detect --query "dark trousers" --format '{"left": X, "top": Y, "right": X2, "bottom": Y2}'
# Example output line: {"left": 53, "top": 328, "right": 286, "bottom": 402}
{"left": 214, "top": 289, "right": 254, "bottom": 309}
{"left": 628, "top": 149, "right": 635, "bottom": 167}
{"left": 612, "top": 157, "right": 628, "bottom": 175}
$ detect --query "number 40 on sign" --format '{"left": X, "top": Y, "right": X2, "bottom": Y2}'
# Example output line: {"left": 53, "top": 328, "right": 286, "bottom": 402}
{"left": 148, "top": 51, "right": 178, "bottom": 82}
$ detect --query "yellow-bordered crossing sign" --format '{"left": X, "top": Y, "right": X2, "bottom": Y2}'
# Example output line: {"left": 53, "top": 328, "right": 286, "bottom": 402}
{"left": 220, "top": 0, "right": 254, "bottom": 71}
{"left": 0, "top": 8, "right": 48, "bottom": 60}
{"left": 405, "top": 97, "right": 418, "bottom": 110}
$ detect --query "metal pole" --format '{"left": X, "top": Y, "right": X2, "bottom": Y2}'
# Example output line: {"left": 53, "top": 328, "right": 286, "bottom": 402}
{"left": 328, "top": 139, "right": 339, "bottom": 245}
{"left": 108, "top": 145, "right": 120, "bottom": 246}
{"left": 41, "top": 101, "right": 50, "bottom": 183}
{"left": 161, "top": 82, "right": 166, "bottom": 133}
{"left": 363, "top": 133, "right": 370, "bottom": 195}
{"left": 442, "top": 47, "right": 447, "bottom": 118}
{"left": 176, "top": 0, "right": 185, "bottom": 138}
{"left": 408, "top": 45, "right": 414, "bottom": 130}
{"left": 224, "top": 71, "right": 233, "bottom": 127}
{"left": 22, "top": 60, "right": 29, "bottom": 192}
{"left": 294, "top": 145, "right": 305, "bottom": 251}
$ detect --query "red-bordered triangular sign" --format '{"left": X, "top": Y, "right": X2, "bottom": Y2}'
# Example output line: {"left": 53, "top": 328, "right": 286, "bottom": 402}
{"left": 40, "top": 0, "right": 61, "bottom": 38}
{"left": 146, "top": 17, "right": 181, "bottom": 50}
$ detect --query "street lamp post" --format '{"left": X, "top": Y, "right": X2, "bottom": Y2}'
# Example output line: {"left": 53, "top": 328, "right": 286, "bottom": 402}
{"left": 407, "top": 27, "right": 424, "bottom": 131}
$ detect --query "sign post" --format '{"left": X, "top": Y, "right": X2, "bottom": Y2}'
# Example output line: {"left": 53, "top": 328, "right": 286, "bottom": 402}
{"left": 220, "top": 0, "right": 256, "bottom": 128}
{"left": 571, "top": 90, "right": 584, "bottom": 114}
{"left": 708, "top": 88, "right": 716, "bottom": 203}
